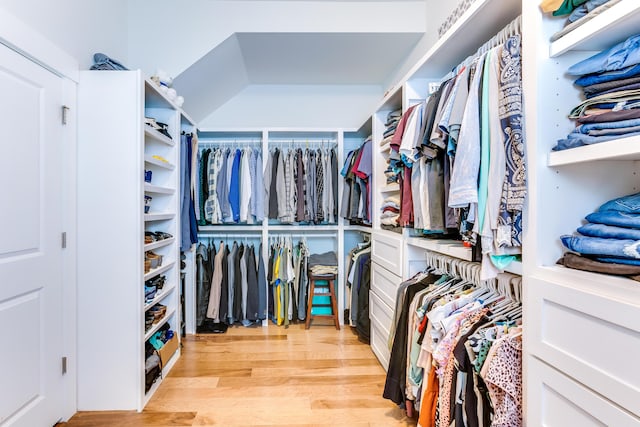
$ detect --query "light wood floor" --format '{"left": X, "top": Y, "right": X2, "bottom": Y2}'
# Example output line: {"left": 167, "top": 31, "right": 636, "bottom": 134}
{"left": 61, "top": 324, "right": 415, "bottom": 426}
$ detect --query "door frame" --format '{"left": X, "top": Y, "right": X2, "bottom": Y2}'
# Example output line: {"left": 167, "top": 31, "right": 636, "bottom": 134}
{"left": 0, "top": 7, "right": 79, "bottom": 422}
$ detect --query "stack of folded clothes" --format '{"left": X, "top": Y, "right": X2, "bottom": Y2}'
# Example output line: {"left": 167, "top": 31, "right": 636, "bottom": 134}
{"left": 380, "top": 195, "right": 401, "bottom": 232}
{"left": 382, "top": 109, "right": 403, "bottom": 186}
{"left": 554, "top": 33, "right": 640, "bottom": 151}
{"left": 559, "top": 192, "right": 640, "bottom": 281}
{"left": 308, "top": 251, "right": 338, "bottom": 276}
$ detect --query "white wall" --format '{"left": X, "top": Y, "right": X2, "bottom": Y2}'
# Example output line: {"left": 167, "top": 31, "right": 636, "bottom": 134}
{"left": 382, "top": 0, "right": 460, "bottom": 90}
{"left": 0, "top": 0, "right": 128, "bottom": 69}
{"left": 127, "top": 0, "right": 427, "bottom": 79}
{"left": 199, "top": 84, "right": 383, "bottom": 129}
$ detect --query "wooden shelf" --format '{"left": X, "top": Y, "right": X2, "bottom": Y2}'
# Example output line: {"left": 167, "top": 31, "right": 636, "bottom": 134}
{"left": 144, "top": 212, "right": 175, "bottom": 222}
{"left": 550, "top": 0, "right": 640, "bottom": 57}
{"left": 144, "top": 237, "right": 175, "bottom": 252}
{"left": 548, "top": 135, "right": 640, "bottom": 166}
{"left": 144, "top": 261, "right": 175, "bottom": 282}
{"left": 144, "top": 127, "right": 175, "bottom": 146}
{"left": 144, "top": 183, "right": 175, "bottom": 194}
{"left": 144, "top": 155, "right": 175, "bottom": 170}
{"left": 144, "top": 285, "right": 175, "bottom": 311}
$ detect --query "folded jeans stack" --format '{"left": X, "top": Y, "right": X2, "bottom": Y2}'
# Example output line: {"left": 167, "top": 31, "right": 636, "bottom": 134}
{"left": 559, "top": 191, "right": 640, "bottom": 280}
{"left": 308, "top": 251, "right": 338, "bottom": 276}
{"left": 553, "top": 33, "right": 640, "bottom": 151}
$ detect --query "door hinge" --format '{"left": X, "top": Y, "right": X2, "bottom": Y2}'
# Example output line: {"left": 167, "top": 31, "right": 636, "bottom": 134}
{"left": 62, "top": 357, "right": 67, "bottom": 375}
{"left": 61, "top": 232, "right": 67, "bottom": 249}
{"left": 61, "top": 105, "right": 69, "bottom": 125}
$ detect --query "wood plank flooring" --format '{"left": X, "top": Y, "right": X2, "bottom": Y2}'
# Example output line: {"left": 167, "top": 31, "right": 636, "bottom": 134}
{"left": 61, "top": 324, "right": 414, "bottom": 426}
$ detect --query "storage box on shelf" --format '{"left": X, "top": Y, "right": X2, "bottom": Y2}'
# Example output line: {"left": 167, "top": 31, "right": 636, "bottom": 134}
{"left": 523, "top": 0, "right": 640, "bottom": 422}
{"left": 78, "top": 70, "right": 185, "bottom": 410}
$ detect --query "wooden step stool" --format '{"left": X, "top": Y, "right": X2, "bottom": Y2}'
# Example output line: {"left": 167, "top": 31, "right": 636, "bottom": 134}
{"left": 305, "top": 273, "right": 340, "bottom": 330}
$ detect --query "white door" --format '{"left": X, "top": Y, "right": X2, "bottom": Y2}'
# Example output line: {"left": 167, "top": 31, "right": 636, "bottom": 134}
{"left": 0, "top": 43, "right": 66, "bottom": 427}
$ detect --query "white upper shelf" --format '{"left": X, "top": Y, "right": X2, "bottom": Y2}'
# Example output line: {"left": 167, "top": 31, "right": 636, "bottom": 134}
{"left": 550, "top": 0, "right": 640, "bottom": 57}
{"left": 548, "top": 135, "right": 640, "bottom": 166}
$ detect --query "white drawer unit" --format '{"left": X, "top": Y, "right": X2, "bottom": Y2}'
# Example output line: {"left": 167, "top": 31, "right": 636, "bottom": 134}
{"left": 371, "top": 231, "right": 403, "bottom": 275}
{"left": 371, "top": 261, "right": 402, "bottom": 309}
{"left": 370, "top": 317, "right": 391, "bottom": 371}
{"left": 370, "top": 288, "right": 394, "bottom": 338}
{"left": 527, "top": 274, "right": 640, "bottom": 418}
{"left": 527, "top": 357, "right": 640, "bottom": 426}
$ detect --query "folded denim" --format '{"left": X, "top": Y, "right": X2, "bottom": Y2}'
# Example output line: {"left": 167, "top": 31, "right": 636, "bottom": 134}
{"left": 567, "top": 34, "right": 640, "bottom": 76}
{"left": 576, "top": 117, "right": 640, "bottom": 132}
{"left": 566, "top": 0, "right": 611, "bottom": 23}
{"left": 578, "top": 222, "right": 640, "bottom": 240}
{"left": 585, "top": 81, "right": 640, "bottom": 99}
{"left": 588, "top": 124, "right": 640, "bottom": 136}
{"left": 575, "top": 63, "right": 640, "bottom": 87}
{"left": 557, "top": 252, "right": 640, "bottom": 278}
{"left": 586, "top": 210, "right": 640, "bottom": 229}
{"left": 593, "top": 256, "right": 640, "bottom": 266}
{"left": 553, "top": 130, "right": 640, "bottom": 150}
{"left": 569, "top": 89, "right": 640, "bottom": 118}
{"left": 561, "top": 235, "right": 640, "bottom": 259}
{"left": 598, "top": 191, "right": 640, "bottom": 213}
{"left": 577, "top": 108, "right": 640, "bottom": 124}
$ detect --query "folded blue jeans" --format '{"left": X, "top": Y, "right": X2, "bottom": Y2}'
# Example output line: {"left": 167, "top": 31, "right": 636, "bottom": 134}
{"left": 593, "top": 256, "right": 640, "bottom": 266}
{"left": 561, "top": 235, "right": 640, "bottom": 259}
{"left": 575, "top": 63, "right": 640, "bottom": 87}
{"left": 578, "top": 222, "right": 640, "bottom": 240}
{"left": 553, "top": 130, "right": 640, "bottom": 150}
{"left": 586, "top": 210, "right": 640, "bottom": 228}
{"left": 568, "top": 34, "right": 640, "bottom": 76}
{"left": 576, "top": 117, "right": 640, "bottom": 133}
{"left": 598, "top": 191, "right": 640, "bottom": 213}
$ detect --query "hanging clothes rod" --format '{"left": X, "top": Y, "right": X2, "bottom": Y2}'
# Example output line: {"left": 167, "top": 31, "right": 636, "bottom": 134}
{"left": 198, "top": 139, "right": 262, "bottom": 145}
{"left": 270, "top": 233, "right": 338, "bottom": 239}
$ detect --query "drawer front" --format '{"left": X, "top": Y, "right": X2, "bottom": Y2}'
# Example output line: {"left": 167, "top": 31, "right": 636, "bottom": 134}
{"left": 371, "top": 232, "right": 403, "bottom": 275}
{"left": 527, "top": 356, "right": 640, "bottom": 426}
{"left": 371, "top": 261, "right": 402, "bottom": 309}
{"left": 370, "top": 289, "right": 394, "bottom": 337}
{"left": 370, "top": 318, "right": 390, "bottom": 371}
{"left": 527, "top": 276, "right": 640, "bottom": 417}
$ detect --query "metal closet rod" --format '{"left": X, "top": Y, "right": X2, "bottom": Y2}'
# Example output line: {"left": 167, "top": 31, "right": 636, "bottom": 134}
{"left": 199, "top": 139, "right": 261, "bottom": 145}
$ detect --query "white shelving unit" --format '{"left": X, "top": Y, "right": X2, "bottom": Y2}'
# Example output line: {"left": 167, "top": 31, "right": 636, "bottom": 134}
{"left": 523, "top": 0, "right": 640, "bottom": 423}
{"left": 77, "top": 70, "right": 190, "bottom": 411}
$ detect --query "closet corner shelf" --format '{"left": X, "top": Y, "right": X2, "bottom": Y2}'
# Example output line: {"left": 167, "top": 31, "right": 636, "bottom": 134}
{"left": 547, "top": 135, "right": 640, "bottom": 166}
{"left": 144, "top": 308, "right": 176, "bottom": 341}
{"left": 144, "top": 285, "right": 175, "bottom": 312}
{"left": 549, "top": 0, "right": 640, "bottom": 58}
{"left": 144, "top": 237, "right": 175, "bottom": 252}
{"left": 144, "top": 212, "right": 175, "bottom": 222}
{"left": 144, "top": 261, "right": 176, "bottom": 282}
{"left": 144, "top": 183, "right": 175, "bottom": 194}
{"left": 406, "top": 237, "right": 473, "bottom": 261}
{"left": 198, "top": 225, "right": 264, "bottom": 232}
{"left": 144, "top": 155, "right": 175, "bottom": 170}
{"left": 144, "top": 127, "right": 175, "bottom": 147}
{"left": 344, "top": 225, "right": 372, "bottom": 233}
{"left": 380, "top": 183, "right": 400, "bottom": 193}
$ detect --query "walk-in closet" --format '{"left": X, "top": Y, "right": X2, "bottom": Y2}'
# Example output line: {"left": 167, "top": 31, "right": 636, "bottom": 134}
{"left": 2, "top": 0, "right": 640, "bottom": 426}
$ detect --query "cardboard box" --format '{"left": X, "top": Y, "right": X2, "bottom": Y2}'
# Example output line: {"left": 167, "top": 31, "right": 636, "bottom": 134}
{"left": 158, "top": 334, "right": 179, "bottom": 366}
